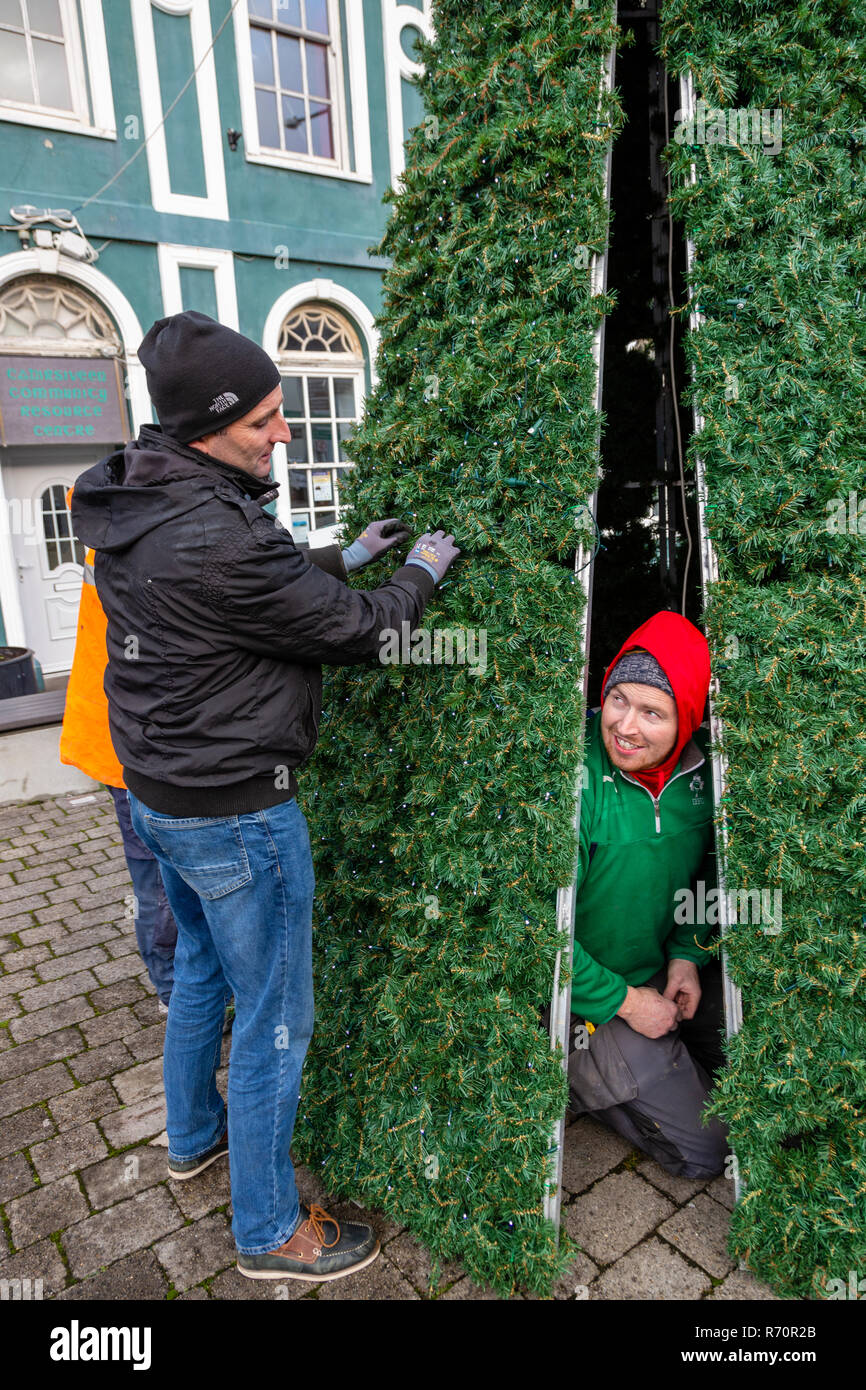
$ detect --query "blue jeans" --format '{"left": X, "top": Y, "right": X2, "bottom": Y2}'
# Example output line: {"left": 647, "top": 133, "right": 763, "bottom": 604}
{"left": 126, "top": 792, "right": 315, "bottom": 1253}
{"left": 109, "top": 785, "right": 177, "bottom": 1005}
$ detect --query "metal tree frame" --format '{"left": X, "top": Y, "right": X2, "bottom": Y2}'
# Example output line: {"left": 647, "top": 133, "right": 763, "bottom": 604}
{"left": 543, "top": 54, "right": 745, "bottom": 1235}
{"left": 544, "top": 39, "right": 616, "bottom": 1233}
{"left": 679, "top": 69, "right": 744, "bottom": 1203}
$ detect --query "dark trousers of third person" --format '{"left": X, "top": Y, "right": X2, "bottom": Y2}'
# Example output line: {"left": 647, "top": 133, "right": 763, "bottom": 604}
{"left": 565, "top": 957, "right": 729, "bottom": 1179}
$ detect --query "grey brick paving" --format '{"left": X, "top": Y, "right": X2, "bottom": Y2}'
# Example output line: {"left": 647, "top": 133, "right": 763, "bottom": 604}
{"left": 0, "top": 1152, "right": 36, "bottom": 1203}
{"left": 705, "top": 1172, "right": 737, "bottom": 1212}
{"left": 0, "top": 1028, "right": 85, "bottom": 1085}
{"left": 54, "top": 924, "right": 122, "bottom": 955}
{"left": 315, "top": 1254, "right": 420, "bottom": 1301}
{"left": 168, "top": 1153, "right": 231, "bottom": 1220}
{"left": 112, "top": 1058, "right": 164, "bottom": 1106}
{"left": 0, "top": 789, "right": 779, "bottom": 1303}
{"left": 707, "top": 1268, "right": 783, "bottom": 1300}
{"left": 0, "top": 943, "right": 51, "bottom": 971}
{"left": 208, "top": 1264, "right": 312, "bottom": 1300}
{"left": 0, "top": 966, "right": 40, "bottom": 998}
{"left": 18, "top": 969, "right": 100, "bottom": 1012}
{"left": 53, "top": 1249, "right": 169, "bottom": 1301}
{"left": 80, "top": 1005, "right": 141, "bottom": 1046}
{"left": 438, "top": 1276, "right": 506, "bottom": 1300}
{"left": 8, "top": 996, "right": 95, "bottom": 1044}
{"left": 657, "top": 1193, "right": 737, "bottom": 1279}
{"left": 549, "top": 1250, "right": 599, "bottom": 1300}
{"left": 591, "top": 1236, "right": 712, "bottom": 1300}
{"left": 153, "top": 1211, "right": 236, "bottom": 1291}
{"left": 68, "top": 1038, "right": 136, "bottom": 1085}
{"left": 30, "top": 1121, "right": 111, "bottom": 1183}
{"left": 80, "top": 1146, "right": 168, "bottom": 1210}
{"left": 49, "top": 1079, "right": 120, "bottom": 1131}
{"left": 37, "top": 946, "right": 110, "bottom": 980}
{"left": 0, "top": 1061, "right": 75, "bottom": 1118}
{"left": 7, "top": 1173, "right": 89, "bottom": 1249}
{"left": 561, "top": 1116, "right": 634, "bottom": 1194}
{"left": 63, "top": 1186, "right": 185, "bottom": 1278}
{"left": 563, "top": 1172, "right": 676, "bottom": 1264}
{"left": 381, "top": 1231, "right": 464, "bottom": 1295}
{"left": 92, "top": 954, "right": 148, "bottom": 987}
{"left": 0, "top": 1235, "right": 67, "bottom": 1296}
{"left": 0, "top": 1104, "right": 57, "bottom": 1157}
{"left": 87, "top": 978, "right": 147, "bottom": 1013}
{"left": 100, "top": 1094, "right": 166, "bottom": 1149}
{"left": 126, "top": 1023, "right": 166, "bottom": 1063}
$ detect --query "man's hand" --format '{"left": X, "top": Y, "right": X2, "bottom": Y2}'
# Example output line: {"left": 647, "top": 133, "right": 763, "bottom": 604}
{"left": 616, "top": 986, "right": 680, "bottom": 1038}
{"left": 663, "top": 958, "right": 702, "bottom": 1021}
{"left": 404, "top": 529, "right": 460, "bottom": 585}
{"left": 342, "top": 518, "right": 411, "bottom": 573}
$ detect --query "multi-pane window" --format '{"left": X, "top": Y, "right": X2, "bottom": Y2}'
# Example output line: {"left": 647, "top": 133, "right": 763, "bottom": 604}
{"left": 42, "top": 484, "right": 85, "bottom": 570}
{"left": 0, "top": 0, "right": 79, "bottom": 112}
{"left": 276, "top": 305, "right": 364, "bottom": 544}
{"left": 249, "top": 0, "right": 336, "bottom": 161}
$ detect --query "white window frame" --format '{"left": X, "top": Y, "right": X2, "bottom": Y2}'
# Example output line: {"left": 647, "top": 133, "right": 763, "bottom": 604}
{"left": 156, "top": 244, "right": 239, "bottom": 328}
{"left": 0, "top": 0, "right": 116, "bottom": 139}
{"left": 275, "top": 360, "right": 365, "bottom": 543}
{"left": 381, "top": 0, "right": 433, "bottom": 192}
{"left": 130, "top": 0, "right": 228, "bottom": 221}
{"left": 233, "top": 0, "right": 371, "bottom": 183}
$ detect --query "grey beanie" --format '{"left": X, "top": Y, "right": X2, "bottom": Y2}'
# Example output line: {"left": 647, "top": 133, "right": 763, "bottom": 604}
{"left": 603, "top": 648, "right": 674, "bottom": 701}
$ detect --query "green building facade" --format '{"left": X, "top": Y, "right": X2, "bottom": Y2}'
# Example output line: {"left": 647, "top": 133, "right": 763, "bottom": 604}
{"left": 0, "top": 0, "right": 429, "bottom": 678}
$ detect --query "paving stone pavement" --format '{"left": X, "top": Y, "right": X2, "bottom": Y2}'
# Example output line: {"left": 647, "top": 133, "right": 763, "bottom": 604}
{"left": 0, "top": 789, "right": 784, "bottom": 1302}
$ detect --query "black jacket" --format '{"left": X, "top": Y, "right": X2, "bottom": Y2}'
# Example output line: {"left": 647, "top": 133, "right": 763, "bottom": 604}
{"left": 70, "top": 424, "right": 435, "bottom": 816}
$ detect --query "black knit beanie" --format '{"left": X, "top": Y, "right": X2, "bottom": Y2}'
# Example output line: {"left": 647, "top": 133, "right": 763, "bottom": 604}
{"left": 138, "top": 311, "right": 281, "bottom": 444}
{"left": 603, "top": 648, "right": 674, "bottom": 701}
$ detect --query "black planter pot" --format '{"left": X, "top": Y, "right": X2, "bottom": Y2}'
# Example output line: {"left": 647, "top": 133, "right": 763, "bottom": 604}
{"left": 0, "top": 647, "right": 38, "bottom": 699}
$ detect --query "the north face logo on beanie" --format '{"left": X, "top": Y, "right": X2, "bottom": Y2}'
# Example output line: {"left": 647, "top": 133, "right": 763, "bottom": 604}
{"left": 138, "top": 311, "right": 280, "bottom": 444}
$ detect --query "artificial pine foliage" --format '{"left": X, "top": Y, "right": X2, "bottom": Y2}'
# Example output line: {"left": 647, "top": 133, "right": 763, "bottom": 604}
{"left": 660, "top": 0, "right": 866, "bottom": 1298}
{"left": 293, "top": 0, "right": 621, "bottom": 1295}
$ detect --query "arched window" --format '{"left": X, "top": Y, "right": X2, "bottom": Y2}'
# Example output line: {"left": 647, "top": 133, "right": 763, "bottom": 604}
{"left": 275, "top": 303, "right": 364, "bottom": 543}
{"left": 0, "top": 275, "right": 122, "bottom": 354}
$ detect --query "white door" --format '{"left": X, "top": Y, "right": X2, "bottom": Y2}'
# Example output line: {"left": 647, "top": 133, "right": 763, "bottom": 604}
{"left": 3, "top": 446, "right": 102, "bottom": 674}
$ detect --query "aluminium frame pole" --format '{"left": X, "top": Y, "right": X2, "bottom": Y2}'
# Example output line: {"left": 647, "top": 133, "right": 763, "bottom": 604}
{"left": 678, "top": 71, "right": 744, "bottom": 1204}
{"left": 544, "top": 39, "right": 617, "bottom": 1233}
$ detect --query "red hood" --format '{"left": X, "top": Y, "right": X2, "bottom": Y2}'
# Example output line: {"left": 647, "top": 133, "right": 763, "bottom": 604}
{"left": 600, "top": 612, "right": 711, "bottom": 795}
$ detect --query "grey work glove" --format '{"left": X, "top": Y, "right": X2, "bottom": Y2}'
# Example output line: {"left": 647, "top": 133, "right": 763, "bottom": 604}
{"left": 404, "top": 529, "right": 460, "bottom": 584}
{"left": 342, "top": 518, "right": 412, "bottom": 573}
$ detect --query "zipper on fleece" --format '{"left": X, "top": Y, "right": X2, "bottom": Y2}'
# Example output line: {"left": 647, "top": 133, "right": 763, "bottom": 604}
{"left": 619, "top": 753, "right": 706, "bottom": 836}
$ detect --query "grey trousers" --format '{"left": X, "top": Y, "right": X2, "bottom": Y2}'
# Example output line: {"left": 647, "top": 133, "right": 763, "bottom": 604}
{"left": 566, "top": 964, "right": 729, "bottom": 1179}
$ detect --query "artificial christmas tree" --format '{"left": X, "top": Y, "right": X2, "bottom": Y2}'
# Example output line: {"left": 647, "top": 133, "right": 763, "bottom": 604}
{"left": 293, "top": 0, "right": 621, "bottom": 1295}
{"left": 662, "top": 0, "right": 866, "bottom": 1298}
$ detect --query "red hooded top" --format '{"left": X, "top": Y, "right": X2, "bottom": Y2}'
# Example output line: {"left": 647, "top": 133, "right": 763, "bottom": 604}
{"left": 600, "top": 612, "right": 711, "bottom": 797}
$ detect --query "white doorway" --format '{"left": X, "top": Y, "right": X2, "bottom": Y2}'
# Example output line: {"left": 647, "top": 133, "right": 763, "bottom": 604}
{"left": 3, "top": 444, "right": 104, "bottom": 675}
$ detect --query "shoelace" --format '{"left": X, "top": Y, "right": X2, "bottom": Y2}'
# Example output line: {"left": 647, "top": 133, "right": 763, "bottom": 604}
{"left": 306, "top": 1203, "right": 341, "bottom": 1249}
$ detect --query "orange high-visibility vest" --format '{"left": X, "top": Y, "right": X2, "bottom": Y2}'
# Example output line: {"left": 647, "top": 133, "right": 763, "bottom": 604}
{"left": 58, "top": 488, "right": 125, "bottom": 788}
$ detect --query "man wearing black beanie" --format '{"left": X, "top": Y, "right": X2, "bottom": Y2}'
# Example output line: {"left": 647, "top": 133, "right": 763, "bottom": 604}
{"left": 71, "top": 311, "right": 460, "bottom": 1283}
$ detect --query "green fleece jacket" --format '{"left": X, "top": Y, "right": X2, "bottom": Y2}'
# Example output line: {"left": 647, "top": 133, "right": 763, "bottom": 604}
{"left": 571, "top": 711, "right": 716, "bottom": 1025}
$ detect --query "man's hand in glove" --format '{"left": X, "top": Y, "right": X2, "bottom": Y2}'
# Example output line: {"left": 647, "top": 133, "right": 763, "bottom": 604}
{"left": 404, "top": 529, "right": 460, "bottom": 584}
{"left": 342, "top": 518, "right": 412, "bottom": 573}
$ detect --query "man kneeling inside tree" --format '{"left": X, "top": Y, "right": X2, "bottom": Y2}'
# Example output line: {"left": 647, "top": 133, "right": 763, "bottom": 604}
{"left": 566, "top": 610, "right": 728, "bottom": 1178}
